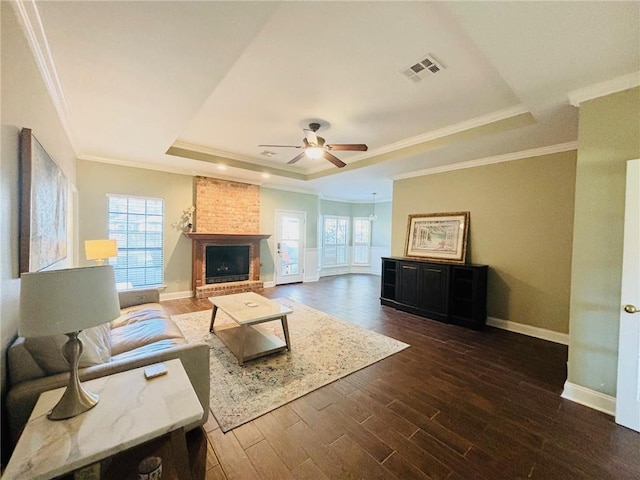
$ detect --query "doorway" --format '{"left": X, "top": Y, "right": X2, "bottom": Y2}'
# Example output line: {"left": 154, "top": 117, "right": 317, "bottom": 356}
{"left": 275, "top": 210, "right": 305, "bottom": 285}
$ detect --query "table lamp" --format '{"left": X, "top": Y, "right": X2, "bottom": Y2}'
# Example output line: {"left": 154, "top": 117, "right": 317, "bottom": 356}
{"left": 20, "top": 266, "right": 121, "bottom": 420}
{"left": 84, "top": 239, "right": 118, "bottom": 265}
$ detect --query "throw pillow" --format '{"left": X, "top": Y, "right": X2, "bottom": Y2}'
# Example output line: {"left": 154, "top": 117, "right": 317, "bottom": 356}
{"left": 24, "top": 322, "right": 111, "bottom": 375}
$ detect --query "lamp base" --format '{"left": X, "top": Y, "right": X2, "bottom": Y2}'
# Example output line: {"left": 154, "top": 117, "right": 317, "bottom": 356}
{"left": 48, "top": 332, "right": 99, "bottom": 420}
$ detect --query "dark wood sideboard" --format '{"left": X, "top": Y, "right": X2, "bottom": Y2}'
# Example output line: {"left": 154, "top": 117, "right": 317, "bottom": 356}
{"left": 381, "top": 257, "right": 488, "bottom": 329}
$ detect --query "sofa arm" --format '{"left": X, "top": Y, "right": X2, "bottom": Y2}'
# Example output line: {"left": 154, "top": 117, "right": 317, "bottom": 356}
{"left": 118, "top": 288, "right": 160, "bottom": 309}
{"left": 6, "top": 342, "right": 210, "bottom": 447}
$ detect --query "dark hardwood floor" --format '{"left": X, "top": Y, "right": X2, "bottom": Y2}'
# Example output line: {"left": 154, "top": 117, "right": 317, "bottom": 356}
{"left": 162, "top": 274, "right": 640, "bottom": 480}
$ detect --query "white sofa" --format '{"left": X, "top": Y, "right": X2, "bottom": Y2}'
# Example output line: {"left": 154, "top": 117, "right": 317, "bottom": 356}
{"left": 5, "top": 289, "right": 210, "bottom": 446}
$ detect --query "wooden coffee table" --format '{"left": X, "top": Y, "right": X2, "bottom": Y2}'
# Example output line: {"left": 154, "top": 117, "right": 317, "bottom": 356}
{"left": 208, "top": 292, "right": 292, "bottom": 365}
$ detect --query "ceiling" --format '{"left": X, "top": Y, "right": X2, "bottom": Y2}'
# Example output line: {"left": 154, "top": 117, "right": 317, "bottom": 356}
{"left": 19, "top": 1, "right": 640, "bottom": 201}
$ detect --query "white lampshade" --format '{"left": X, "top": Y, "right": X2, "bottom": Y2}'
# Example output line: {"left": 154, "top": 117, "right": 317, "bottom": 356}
{"left": 20, "top": 266, "right": 121, "bottom": 337}
{"left": 84, "top": 239, "right": 118, "bottom": 264}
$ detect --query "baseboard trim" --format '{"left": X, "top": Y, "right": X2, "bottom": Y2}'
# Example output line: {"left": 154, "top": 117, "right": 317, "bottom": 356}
{"left": 263, "top": 279, "right": 320, "bottom": 288}
{"left": 486, "top": 317, "right": 569, "bottom": 345}
{"left": 561, "top": 382, "right": 616, "bottom": 416}
{"left": 159, "top": 290, "right": 193, "bottom": 301}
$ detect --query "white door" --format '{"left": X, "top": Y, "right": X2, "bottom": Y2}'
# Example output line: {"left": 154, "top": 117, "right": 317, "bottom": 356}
{"left": 275, "top": 211, "right": 305, "bottom": 285}
{"left": 616, "top": 159, "right": 640, "bottom": 432}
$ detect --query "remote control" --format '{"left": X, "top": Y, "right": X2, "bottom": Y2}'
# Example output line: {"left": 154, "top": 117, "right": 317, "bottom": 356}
{"left": 144, "top": 363, "right": 168, "bottom": 379}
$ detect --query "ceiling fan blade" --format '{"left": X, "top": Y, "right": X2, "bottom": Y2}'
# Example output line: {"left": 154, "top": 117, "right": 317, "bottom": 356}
{"left": 326, "top": 144, "right": 368, "bottom": 151}
{"left": 303, "top": 129, "right": 318, "bottom": 146}
{"left": 322, "top": 151, "right": 347, "bottom": 168}
{"left": 258, "top": 144, "right": 303, "bottom": 148}
{"left": 287, "top": 152, "right": 306, "bottom": 165}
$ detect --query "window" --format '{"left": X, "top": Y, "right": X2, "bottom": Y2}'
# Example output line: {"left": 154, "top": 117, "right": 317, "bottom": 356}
{"left": 107, "top": 195, "right": 164, "bottom": 290}
{"left": 352, "top": 217, "right": 371, "bottom": 265}
{"left": 322, "top": 216, "right": 349, "bottom": 267}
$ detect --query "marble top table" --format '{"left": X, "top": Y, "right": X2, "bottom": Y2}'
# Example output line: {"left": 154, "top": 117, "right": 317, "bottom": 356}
{"left": 209, "top": 292, "right": 292, "bottom": 365}
{"left": 2, "top": 358, "right": 203, "bottom": 480}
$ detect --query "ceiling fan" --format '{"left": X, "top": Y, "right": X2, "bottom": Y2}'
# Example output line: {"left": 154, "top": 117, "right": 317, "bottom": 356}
{"left": 259, "top": 123, "right": 368, "bottom": 168}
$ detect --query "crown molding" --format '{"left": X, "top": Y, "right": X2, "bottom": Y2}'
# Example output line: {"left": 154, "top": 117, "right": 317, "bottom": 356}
{"left": 171, "top": 140, "right": 340, "bottom": 177}
{"left": 79, "top": 154, "right": 265, "bottom": 186}
{"left": 171, "top": 140, "right": 268, "bottom": 166}
{"left": 347, "top": 104, "right": 531, "bottom": 163}
{"left": 12, "top": 0, "right": 76, "bottom": 151}
{"left": 392, "top": 141, "right": 578, "bottom": 180}
{"left": 172, "top": 106, "right": 531, "bottom": 179}
{"left": 259, "top": 183, "right": 319, "bottom": 197}
{"left": 80, "top": 154, "right": 195, "bottom": 176}
{"left": 320, "top": 195, "right": 392, "bottom": 204}
{"left": 568, "top": 71, "right": 640, "bottom": 107}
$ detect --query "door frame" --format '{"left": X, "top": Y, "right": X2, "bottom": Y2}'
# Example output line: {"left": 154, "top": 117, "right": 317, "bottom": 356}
{"left": 615, "top": 158, "right": 640, "bottom": 432}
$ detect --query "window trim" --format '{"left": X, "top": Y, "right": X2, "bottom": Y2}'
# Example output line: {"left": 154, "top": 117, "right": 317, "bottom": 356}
{"left": 352, "top": 217, "right": 372, "bottom": 266}
{"left": 107, "top": 194, "right": 165, "bottom": 291}
{"left": 321, "top": 215, "right": 350, "bottom": 268}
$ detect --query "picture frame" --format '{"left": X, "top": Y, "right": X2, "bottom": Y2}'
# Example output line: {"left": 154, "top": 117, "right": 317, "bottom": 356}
{"left": 19, "top": 128, "right": 68, "bottom": 273}
{"left": 405, "top": 211, "right": 470, "bottom": 263}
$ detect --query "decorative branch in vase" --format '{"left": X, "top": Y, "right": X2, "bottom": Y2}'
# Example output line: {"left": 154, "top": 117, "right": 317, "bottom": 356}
{"left": 171, "top": 205, "right": 195, "bottom": 233}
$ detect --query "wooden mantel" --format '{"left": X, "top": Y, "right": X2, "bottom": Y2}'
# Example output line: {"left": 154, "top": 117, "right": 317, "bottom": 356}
{"left": 184, "top": 232, "right": 271, "bottom": 294}
{"left": 183, "top": 232, "right": 271, "bottom": 242}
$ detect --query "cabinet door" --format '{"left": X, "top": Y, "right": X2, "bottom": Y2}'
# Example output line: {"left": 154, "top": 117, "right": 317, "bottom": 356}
{"left": 398, "top": 263, "right": 420, "bottom": 306}
{"left": 419, "top": 264, "right": 449, "bottom": 315}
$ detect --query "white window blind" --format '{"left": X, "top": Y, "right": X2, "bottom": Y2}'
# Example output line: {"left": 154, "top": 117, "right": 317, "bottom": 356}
{"left": 107, "top": 195, "right": 164, "bottom": 290}
{"left": 352, "top": 217, "right": 371, "bottom": 265}
{"left": 322, "top": 215, "right": 349, "bottom": 267}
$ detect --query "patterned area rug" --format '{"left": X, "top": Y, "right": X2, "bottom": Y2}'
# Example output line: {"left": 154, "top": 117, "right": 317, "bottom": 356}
{"left": 172, "top": 298, "right": 409, "bottom": 432}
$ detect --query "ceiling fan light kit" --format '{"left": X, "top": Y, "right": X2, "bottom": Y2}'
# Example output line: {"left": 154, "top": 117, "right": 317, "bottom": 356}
{"left": 259, "top": 122, "right": 367, "bottom": 168}
{"left": 305, "top": 147, "right": 324, "bottom": 159}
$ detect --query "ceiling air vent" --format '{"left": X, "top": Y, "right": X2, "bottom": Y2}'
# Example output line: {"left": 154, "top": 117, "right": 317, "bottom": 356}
{"left": 401, "top": 54, "right": 444, "bottom": 83}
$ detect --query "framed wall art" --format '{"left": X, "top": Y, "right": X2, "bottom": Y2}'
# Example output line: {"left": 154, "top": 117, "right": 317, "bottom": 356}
{"left": 20, "top": 128, "right": 68, "bottom": 273}
{"left": 405, "top": 211, "right": 470, "bottom": 263}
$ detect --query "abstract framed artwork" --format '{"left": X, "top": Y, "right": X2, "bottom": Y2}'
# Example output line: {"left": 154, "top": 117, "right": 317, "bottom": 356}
{"left": 19, "top": 128, "right": 68, "bottom": 273}
{"left": 405, "top": 211, "right": 470, "bottom": 263}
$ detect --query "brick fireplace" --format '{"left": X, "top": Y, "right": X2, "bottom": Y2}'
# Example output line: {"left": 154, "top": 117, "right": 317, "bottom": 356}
{"left": 186, "top": 233, "right": 270, "bottom": 299}
{"left": 187, "top": 177, "right": 270, "bottom": 299}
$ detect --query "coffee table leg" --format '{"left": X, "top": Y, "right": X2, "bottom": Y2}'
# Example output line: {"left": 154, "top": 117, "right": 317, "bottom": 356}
{"left": 239, "top": 325, "right": 247, "bottom": 366}
{"left": 281, "top": 315, "right": 291, "bottom": 351}
{"left": 209, "top": 305, "right": 218, "bottom": 333}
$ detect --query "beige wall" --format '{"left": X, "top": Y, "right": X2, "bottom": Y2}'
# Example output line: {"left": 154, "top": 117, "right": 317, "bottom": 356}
{"left": 1, "top": 3, "right": 78, "bottom": 398}
{"left": 77, "top": 161, "right": 194, "bottom": 294}
{"left": 568, "top": 87, "right": 640, "bottom": 396}
{"left": 393, "top": 151, "right": 577, "bottom": 334}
